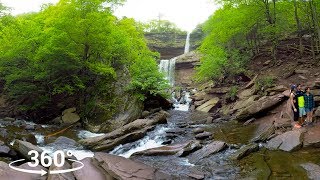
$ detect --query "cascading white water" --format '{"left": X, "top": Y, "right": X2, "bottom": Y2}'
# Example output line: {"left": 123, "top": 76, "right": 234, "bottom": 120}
{"left": 159, "top": 57, "right": 176, "bottom": 86}
{"left": 184, "top": 32, "right": 190, "bottom": 54}
{"left": 109, "top": 37, "right": 195, "bottom": 158}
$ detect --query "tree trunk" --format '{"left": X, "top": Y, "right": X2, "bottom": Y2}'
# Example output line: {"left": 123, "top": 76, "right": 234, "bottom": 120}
{"left": 310, "top": 0, "right": 320, "bottom": 53}
{"left": 293, "top": 0, "right": 304, "bottom": 55}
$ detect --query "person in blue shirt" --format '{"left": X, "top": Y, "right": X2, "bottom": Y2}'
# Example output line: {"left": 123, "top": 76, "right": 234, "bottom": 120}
{"left": 304, "top": 87, "right": 315, "bottom": 124}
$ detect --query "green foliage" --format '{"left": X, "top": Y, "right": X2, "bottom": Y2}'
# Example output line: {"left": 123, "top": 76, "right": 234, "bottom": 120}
{"left": 255, "top": 76, "right": 275, "bottom": 92}
{"left": 197, "top": 0, "right": 316, "bottom": 82}
{"left": 142, "top": 19, "right": 186, "bottom": 34}
{"left": 0, "top": 0, "right": 167, "bottom": 118}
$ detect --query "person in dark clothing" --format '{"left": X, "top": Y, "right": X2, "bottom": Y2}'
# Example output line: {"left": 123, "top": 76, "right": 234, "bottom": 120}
{"left": 304, "top": 87, "right": 315, "bottom": 124}
{"left": 290, "top": 85, "right": 299, "bottom": 122}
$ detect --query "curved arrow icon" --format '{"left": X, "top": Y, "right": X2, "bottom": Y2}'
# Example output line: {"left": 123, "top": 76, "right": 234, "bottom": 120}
{"left": 49, "top": 159, "right": 84, "bottom": 174}
{"left": 9, "top": 159, "right": 47, "bottom": 176}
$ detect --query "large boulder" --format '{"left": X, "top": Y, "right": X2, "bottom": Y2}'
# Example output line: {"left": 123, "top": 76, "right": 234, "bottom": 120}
{"left": 132, "top": 140, "right": 201, "bottom": 157}
{"left": 235, "top": 94, "right": 286, "bottom": 121}
{"left": 266, "top": 130, "right": 303, "bottom": 152}
{"left": 188, "top": 141, "right": 227, "bottom": 163}
{"left": 0, "top": 161, "right": 47, "bottom": 180}
{"left": 300, "top": 163, "right": 320, "bottom": 180}
{"left": 72, "top": 158, "right": 110, "bottom": 180}
{"left": 62, "top": 112, "right": 80, "bottom": 125}
{"left": 94, "top": 152, "right": 172, "bottom": 179}
{"left": 303, "top": 125, "right": 320, "bottom": 147}
{"left": 80, "top": 111, "right": 168, "bottom": 151}
{"left": 89, "top": 126, "right": 154, "bottom": 151}
{"left": 13, "top": 140, "right": 43, "bottom": 161}
{"left": 48, "top": 136, "right": 78, "bottom": 149}
{"left": 196, "top": 97, "right": 220, "bottom": 113}
{"left": 251, "top": 123, "right": 275, "bottom": 142}
{"left": 47, "top": 158, "right": 75, "bottom": 180}
{"left": 233, "top": 95, "right": 259, "bottom": 111}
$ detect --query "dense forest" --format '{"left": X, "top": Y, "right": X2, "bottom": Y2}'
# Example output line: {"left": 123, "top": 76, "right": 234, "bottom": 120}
{"left": 0, "top": 0, "right": 168, "bottom": 124}
{"left": 197, "top": 0, "right": 320, "bottom": 82}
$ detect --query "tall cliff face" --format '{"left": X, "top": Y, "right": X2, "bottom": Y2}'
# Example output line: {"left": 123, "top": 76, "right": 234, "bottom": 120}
{"left": 145, "top": 31, "right": 202, "bottom": 59}
{"left": 145, "top": 32, "right": 186, "bottom": 59}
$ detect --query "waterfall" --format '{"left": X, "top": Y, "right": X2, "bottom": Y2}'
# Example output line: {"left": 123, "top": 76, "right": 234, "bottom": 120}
{"left": 159, "top": 57, "right": 176, "bottom": 86}
{"left": 184, "top": 32, "right": 190, "bottom": 54}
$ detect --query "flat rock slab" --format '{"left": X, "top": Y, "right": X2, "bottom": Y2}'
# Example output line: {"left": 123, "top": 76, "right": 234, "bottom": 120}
{"left": 235, "top": 94, "right": 285, "bottom": 121}
{"left": 94, "top": 152, "right": 172, "bottom": 179}
{"left": 266, "top": 130, "right": 302, "bottom": 152}
{"left": 300, "top": 163, "right": 320, "bottom": 180}
{"left": 196, "top": 97, "right": 219, "bottom": 113}
{"left": 231, "top": 144, "right": 259, "bottom": 160}
{"left": 133, "top": 140, "right": 201, "bottom": 157}
{"left": 0, "top": 161, "right": 47, "bottom": 180}
{"left": 188, "top": 141, "right": 227, "bottom": 164}
{"left": 73, "top": 157, "right": 110, "bottom": 180}
{"left": 251, "top": 123, "right": 275, "bottom": 143}
{"left": 303, "top": 125, "right": 320, "bottom": 147}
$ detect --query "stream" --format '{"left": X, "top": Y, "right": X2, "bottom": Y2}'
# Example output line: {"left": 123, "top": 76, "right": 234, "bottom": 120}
{"left": 0, "top": 33, "right": 319, "bottom": 179}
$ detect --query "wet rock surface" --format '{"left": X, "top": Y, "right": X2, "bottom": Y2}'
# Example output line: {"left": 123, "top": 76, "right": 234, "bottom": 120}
{"left": 266, "top": 130, "right": 303, "bottom": 152}
{"left": 133, "top": 140, "right": 201, "bottom": 156}
{"left": 300, "top": 163, "right": 320, "bottom": 180}
{"left": 231, "top": 143, "right": 259, "bottom": 160}
{"left": 188, "top": 141, "right": 227, "bottom": 163}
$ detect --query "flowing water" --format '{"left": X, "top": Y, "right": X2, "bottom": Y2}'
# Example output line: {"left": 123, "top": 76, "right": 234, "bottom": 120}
{"left": 184, "top": 32, "right": 190, "bottom": 54}
{"left": 159, "top": 57, "right": 176, "bottom": 86}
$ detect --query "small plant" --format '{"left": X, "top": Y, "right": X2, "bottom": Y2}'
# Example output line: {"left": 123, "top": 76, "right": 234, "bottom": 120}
{"left": 228, "top": 86, "right": 238, "bottom": 102}
{"left": 255, "top": 76, "right": 275, "bottom": 92}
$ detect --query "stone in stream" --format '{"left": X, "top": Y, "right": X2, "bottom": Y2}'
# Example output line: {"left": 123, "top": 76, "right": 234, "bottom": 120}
{"left": 92, "top": 126, "right": 154, "bottom": 151}
{"left": 315, "top": 106, "right": 320, "bottom": 118}
{"left": 300, "top": 163, "right": 320, "bottom": 180}
{"left": 266, "top": 130, "right": 303, "bottom": 152}
{"left": 195, "top": 131, "right": 213, "bottom": 140}
{"left": 72, "top": 157, "right": 111, "bottom": 180}
{"left": 13, "top": 140, "right": 43, "bottom": 161}
{"left": 0, "top": 161, "right": 47, "bottom": 180}
{"left": 235, "top": 94, "right": 286, "bottom": 121}
{"left": 132, "top": 140, "right": 201, "bottom": 157}
{"left": 79, "top": 111, "right": 168, "bottom": 151}
{"left": 196, "top": 97, "right": 220, "bottom": 113}
{"left": 94, "top": 152, "right": 172, "bottom": 179}
{"left": 230, "top": 143, "right": 259, "bottom": 160}
{"left": 192, "top": 127, "right": 205, "bottom": 134}
{"left": 48, "top": 136, "right": 78, "bottom": 148}
{"left": 188, "top": 141, "right": 227, "bottom": 164}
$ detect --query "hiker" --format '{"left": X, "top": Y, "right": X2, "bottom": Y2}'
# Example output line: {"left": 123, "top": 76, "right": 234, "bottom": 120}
{"left": 304, "top": 87, "right": 315, "bottom": 124}
{"left": 296, "top": 84, "right": 306, "bottom": 126}
{"left": 290, "top": 85, "right": 299, "bottom": 123}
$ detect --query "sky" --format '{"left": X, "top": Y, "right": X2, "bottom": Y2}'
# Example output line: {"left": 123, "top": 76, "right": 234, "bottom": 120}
{"left": 1, "top": 0, "right": 218, "bottom": 32}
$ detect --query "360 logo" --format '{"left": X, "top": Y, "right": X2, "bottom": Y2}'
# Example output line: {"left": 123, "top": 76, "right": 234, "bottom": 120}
{"left": 9, "top": 150, "right": 84, "bottom": 176}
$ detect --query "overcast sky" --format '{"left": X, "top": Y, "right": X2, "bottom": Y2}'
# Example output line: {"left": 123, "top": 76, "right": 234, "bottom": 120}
{"left": 1, "top": 0, "right": 218, "bottom": 31}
